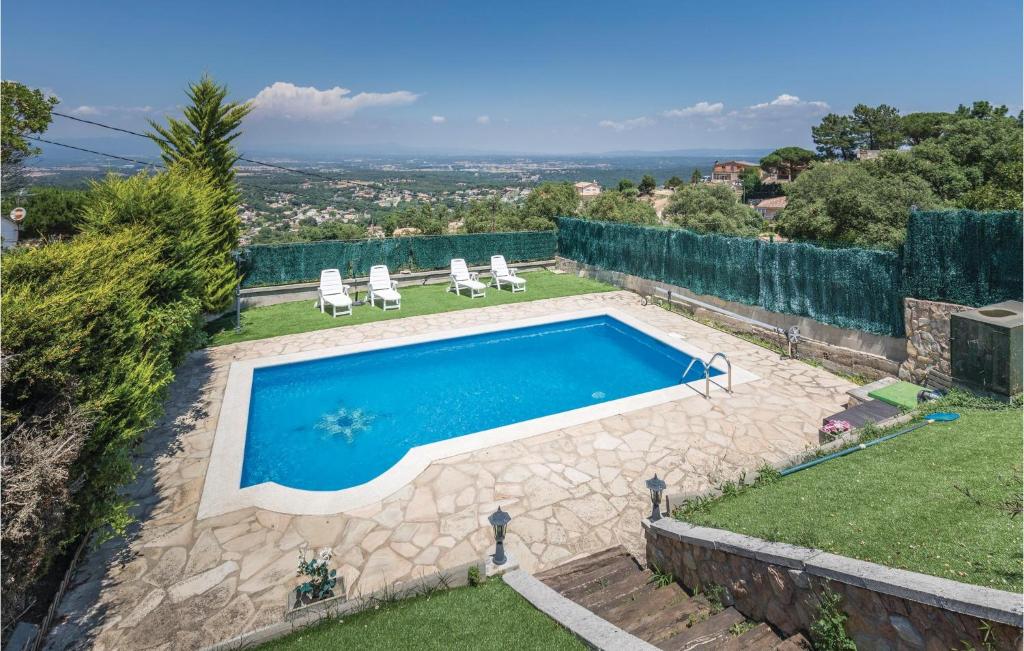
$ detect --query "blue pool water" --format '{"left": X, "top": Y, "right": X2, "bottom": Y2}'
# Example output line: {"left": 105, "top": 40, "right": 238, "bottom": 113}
{"left": 241, "top": 315, "right": 719, "bottom": 491}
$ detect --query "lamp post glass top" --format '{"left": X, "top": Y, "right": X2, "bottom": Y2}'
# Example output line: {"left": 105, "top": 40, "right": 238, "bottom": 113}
{"left": 488, "top": 507, "right": 512, "bottom": 565}
{"left": 646, "top": 474, "right": 666, "bottom": 521}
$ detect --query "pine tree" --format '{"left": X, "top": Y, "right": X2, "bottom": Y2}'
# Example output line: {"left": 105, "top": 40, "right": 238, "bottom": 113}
{"left": 147, "top": 75, "right": 252, "bottom": 310}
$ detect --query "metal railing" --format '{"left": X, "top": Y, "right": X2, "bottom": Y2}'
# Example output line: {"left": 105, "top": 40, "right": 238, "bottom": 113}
{"left": 681, "top": 352, "right": 733, "bottom": 399}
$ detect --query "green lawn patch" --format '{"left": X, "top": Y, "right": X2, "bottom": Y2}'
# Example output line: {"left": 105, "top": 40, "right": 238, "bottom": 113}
{"left": 676, "top": 406, "right": 1023, "bottom": 591}
{"left": 206, "top": 270, "right": 614, "bottom": 346}
{"left": 259, "top": 578, "right": 585, "bottom": 651}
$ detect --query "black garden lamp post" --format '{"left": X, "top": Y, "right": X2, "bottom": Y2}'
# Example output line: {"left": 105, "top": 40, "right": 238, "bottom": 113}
{"left": 646, "top": 474, "right": 666, "bottom": 521}
{"left": 488, "top": 507, "right": 512, "bottom": 566}
{"left": 230, "top": 249, "right": 243, "bottom": 333}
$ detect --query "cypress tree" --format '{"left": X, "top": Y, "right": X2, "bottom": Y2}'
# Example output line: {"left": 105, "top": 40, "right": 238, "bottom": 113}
{"left": 147, "top": 75, "right": 252, "bottom": 310}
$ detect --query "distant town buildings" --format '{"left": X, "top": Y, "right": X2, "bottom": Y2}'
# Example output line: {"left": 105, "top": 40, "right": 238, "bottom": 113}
{"left": 755, "top": 196, "right": 788, "bottom": 220}
{"left": 574, "top": 181, "right": 602, "bottom": 197}
{"left": 857, "top": 149, "right": 882, "bottom": 160}
{"left": 711, "top": 160, "right": 760, "bottom": 185}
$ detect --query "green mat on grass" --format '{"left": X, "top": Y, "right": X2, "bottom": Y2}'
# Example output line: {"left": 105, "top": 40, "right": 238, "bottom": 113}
{"left": 868, "top": 381, "right": 925, "bottom": 410}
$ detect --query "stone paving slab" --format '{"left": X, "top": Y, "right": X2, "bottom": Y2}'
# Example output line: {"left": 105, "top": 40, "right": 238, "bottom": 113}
{"left": 45, "top": 291, "right": 853, "bottom": 650}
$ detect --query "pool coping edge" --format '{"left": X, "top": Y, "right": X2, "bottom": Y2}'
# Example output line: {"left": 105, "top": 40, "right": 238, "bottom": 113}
{"left": 197, "top": 307, "right": 759, "bottom": 519}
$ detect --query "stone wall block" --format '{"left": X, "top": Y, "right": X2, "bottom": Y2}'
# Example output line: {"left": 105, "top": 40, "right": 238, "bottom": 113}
{"left": 644, "top": 521, "right": 1021, "bottom": 650}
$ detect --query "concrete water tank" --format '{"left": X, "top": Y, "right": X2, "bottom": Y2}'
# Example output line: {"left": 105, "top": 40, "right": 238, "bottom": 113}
{"left": 950, "top": 300, "right": 1023, "bottom": 398}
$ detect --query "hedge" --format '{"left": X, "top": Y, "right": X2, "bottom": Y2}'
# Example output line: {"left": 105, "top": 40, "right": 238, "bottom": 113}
{"left": 240, "top": 231, "right": 557, "bottom": 288}
{"left": 557, "top": 217, "right": 905, "bottom": 336}
{"left": 902, "top": 210, "right": 1023, "bottom": 306}
{"left": 1, "top": 228, "right": 204, "bottom": 629}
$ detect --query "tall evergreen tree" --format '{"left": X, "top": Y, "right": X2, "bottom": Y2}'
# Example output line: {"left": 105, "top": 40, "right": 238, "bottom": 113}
{"left": 147, "top": 75, "right": 252, "bottom": 310}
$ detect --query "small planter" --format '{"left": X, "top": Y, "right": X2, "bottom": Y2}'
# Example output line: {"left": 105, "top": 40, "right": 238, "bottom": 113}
{"left": 286, "top": 579, "right": 346, "bottom": 620}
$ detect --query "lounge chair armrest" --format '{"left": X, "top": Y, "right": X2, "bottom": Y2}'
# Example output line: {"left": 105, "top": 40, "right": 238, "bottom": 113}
{"left": 391, "top": 280, "right": 399, "bottom": 291}
{"left": 469, "top": 271, "right": 480, "bottom": 282}
{"left": 509, "top": 267, "right": 520, "bottom": 276}
{"left": 342, "top": 285, "right": 350, "bottom": 296}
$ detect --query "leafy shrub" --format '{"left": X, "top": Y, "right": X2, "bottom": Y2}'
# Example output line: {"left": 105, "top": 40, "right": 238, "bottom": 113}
{"left": 777, "top": 160, "right": 942, "bottom": 248}
{"left": 580, "top": 190, "right": 658, "bottom": 225}
{"left": 664, "top": 183, "right": 764, "bottom": 236}
{"left": 81, "top": 170, "right": 233, "bottom": 311}
{"left": 0, "top": 226, "right": 204, "bottom": 629}
{"left": 809, "top": 589, "right": 857, "bottom": 651}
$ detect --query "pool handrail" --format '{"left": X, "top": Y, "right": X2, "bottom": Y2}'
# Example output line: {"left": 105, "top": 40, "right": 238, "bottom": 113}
{"left": 681, "top": 353, "right": 733, "bottom": 399}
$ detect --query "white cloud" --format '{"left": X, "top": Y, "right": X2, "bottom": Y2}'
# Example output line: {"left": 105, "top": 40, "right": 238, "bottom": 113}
{"left": 476, "top": 115, "right": 491, "bottom": 125}
{"left": 743, "top": 94, "right": 829, "bottom": 117}
{"left": 661, "top": 101, "right": 724, "bottom": 118}
{"left": 598, "top": 116, "right": 655, "bottom": 132}
{"left": 249, "top": 82, "right": 419, "bottom": 121}
{"left": 69, "top": 104, "right": 154, "bottom": 116}
{"left": 431, "top": 115, "right": 446, "bottom": 124}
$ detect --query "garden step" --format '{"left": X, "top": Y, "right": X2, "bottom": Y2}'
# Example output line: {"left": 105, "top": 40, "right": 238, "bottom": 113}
{"left": 563, "top": 559, "right": 649, "bottom": 606}
{"left": 626, "top": 595, "right": 711, "bottom": 644}
{"left": 574, "top": 568, "right": 654, "bottom": 610}
{"left": 534, "top": 545, "right": 627, "bottom": 581}
{"left": 716, "top": 622, "right": 783, "bottom": 650}
{"left": 656, "top": 607, "right": 745, "bottom": 651}
{"left": 597, "top": 583, "right": 688, "bottom": 630}
{"left": 823, "top": 398, "right": 900, "bottom": 429}
{"left": 537, "top": 548, "right": 787, "bottom": 651}
{"left": 553, "top": 554, "right": 639, "bottom": 598}
{"left": 773, "top": 633, "right": 811, "bottom": 650}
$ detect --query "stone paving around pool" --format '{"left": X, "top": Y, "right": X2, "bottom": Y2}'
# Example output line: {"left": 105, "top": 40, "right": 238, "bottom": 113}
{"left": 46, "top": 291, "right": 854, "bottom": 650}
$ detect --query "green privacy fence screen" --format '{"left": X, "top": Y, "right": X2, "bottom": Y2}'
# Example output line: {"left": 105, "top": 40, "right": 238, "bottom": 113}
{"left": 902, "top": 210, "right": 1023, "bottom": 307}
{"left": 240, "top": 231, "right": 557, "bottom": 288}
{"left": 557, "top": 217, "right": 905, "bottom": 336}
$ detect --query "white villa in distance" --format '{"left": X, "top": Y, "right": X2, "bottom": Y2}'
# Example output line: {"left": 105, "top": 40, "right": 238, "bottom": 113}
{"left": 574, "top": 181, "right": 602, "bottom": 197}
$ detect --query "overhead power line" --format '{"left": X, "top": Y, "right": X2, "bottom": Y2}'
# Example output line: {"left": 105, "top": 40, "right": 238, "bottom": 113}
{"left": 52, "top": 111, "right": 344, "bottom": 182}
{"left": 25, "top": 135, "right": 300, "bottom": 196}
{"left": 26, "top": 135, "right": 162, "bottom": 168}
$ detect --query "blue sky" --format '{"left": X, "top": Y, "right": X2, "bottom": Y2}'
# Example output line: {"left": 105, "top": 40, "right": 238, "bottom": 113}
{"left": 5, "top": 0, "right": 1021, "bottom": 155}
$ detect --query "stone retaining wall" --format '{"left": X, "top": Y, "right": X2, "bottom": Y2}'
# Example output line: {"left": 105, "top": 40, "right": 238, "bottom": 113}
{"left": 899, "top": 297, "right": 970, "bottom": 388}
{"left": 644, "top": 519, "right": 1022, "bottom": 650}
{"left": 556, "top": 257, "right": 902, "bottom": 380}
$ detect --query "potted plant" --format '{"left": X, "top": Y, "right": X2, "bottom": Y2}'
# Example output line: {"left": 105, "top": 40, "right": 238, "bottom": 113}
{"left": 819, "top": 419, "right": 852, "bottom": 442}
{"left": 294, "top": 547, "right": 339, "bottom": 609}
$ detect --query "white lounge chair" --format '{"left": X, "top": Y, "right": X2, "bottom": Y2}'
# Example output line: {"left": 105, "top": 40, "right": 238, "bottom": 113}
{"left": 316, "top": 269, "right": 353, "bottom": 317}
{"left": 368, "top": 265, "right": 401, "bottom": 310}
{"left": 448, "top": 258, "right": 486, "bottom": 298}
{"left": 490, "top": 255, "right": 526, "bottom": 292}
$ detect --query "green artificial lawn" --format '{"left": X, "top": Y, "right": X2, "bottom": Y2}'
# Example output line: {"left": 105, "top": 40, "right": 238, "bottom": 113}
{"left": 260, "top": 579, "right": 585, "bottom": 651}
{"left": 869, "top": 380, "right": 926, "bottom": 410}
{"left": 678, "top": 408, "right": 1024, "bottom": 591}
{"left": 206, "top": 270, "right": 614, "bottom": 346}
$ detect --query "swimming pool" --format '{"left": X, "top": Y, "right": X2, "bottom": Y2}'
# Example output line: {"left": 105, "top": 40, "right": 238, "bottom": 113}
{"left": 199, "top": 308, "right": 754, "bottom": 518}
{"left": 241, "top": 315, "right": 721, "bottom": 492}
